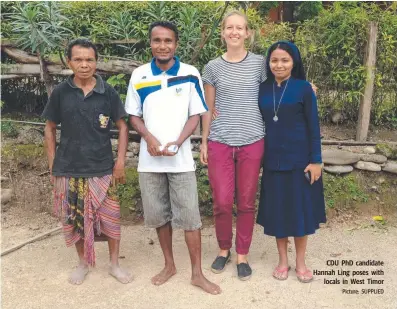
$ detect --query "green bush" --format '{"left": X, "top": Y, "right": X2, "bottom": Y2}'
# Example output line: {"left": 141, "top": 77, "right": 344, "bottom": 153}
{"left": 294, "top": 3, "right": 397, "bottom": 124}
{"left": 117, "top": 168, "right": 140, "bottom": 214}
{"left": 2, "top": 2, "right": 396, "bottom": 125}
{"left": 0, "top": 120, "right": 19, "bottom": 138}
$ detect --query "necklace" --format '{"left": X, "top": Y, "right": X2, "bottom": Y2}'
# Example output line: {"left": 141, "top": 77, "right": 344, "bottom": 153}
{"left": 273, "top": 78, "right": 289, "bottom": 122}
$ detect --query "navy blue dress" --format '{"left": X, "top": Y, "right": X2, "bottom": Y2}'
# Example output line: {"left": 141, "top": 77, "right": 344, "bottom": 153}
{"left": 257, "top": 77, "right": 326, "bottom": 238}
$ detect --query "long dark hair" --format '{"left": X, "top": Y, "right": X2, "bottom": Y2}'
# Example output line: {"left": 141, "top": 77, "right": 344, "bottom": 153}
{"left": 265, "top": 41, "right": 306, "bottom": 81}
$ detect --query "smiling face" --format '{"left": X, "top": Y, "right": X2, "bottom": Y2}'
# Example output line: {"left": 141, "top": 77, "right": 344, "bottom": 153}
{"left": 150, "top": 26, "right": 178, "bottom": 64}
{"left": 269, "top": 48, "right": 294, "bottom": 81}
{"left": 221, "top": 14, "right": 249, "bottom": 49}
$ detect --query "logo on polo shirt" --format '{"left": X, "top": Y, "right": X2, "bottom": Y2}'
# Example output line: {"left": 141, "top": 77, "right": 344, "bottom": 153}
{"left": 175, "top": 87, "right": 182, "bottom": 96}
{"left": 98, "top": 114, "right": 110, "bottom": 128}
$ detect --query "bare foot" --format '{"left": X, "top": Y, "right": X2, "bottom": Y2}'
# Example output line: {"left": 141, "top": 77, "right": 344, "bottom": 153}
{"left": 109, "top": 265, "right": 133, "bottom": 284}
{"left": 69, "top": 264, "right": 89, "bottom": 285}
{"left": 151, "top": 266, "right": 177, "bottom": 285}
{"left": 191, "top": 275, "right": 221, "bottom": 295}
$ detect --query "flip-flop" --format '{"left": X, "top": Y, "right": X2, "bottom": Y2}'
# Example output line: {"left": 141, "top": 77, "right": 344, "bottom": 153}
{"left": 272, "top": 266, "right": 291, "bottom": 280}
{"left": 295, "top": 268, "right": 313, "bottom": 283}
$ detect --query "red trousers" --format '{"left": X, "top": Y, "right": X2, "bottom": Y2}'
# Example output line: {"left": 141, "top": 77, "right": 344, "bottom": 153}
{"left": 208, "top": 139, "right": 264, "bottom": 255}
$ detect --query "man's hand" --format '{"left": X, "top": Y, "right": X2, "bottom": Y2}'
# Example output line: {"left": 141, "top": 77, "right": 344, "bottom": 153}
{"left": 112, "top": 159, "right": 126, "bottom": 186}
{"left": 310, "top": 81, "right": 318, "bottom": 94}
{"left": 200, "top": 142, "right": 208, "bottom": 165}
{"left": 162, "top": 141, "right": 181, "bottom": 156}
{"left": 146, "top": 134, "right": 162, "bottom": 156}
{"left": 304, "top": 163, "right": 322, "bottom": 185}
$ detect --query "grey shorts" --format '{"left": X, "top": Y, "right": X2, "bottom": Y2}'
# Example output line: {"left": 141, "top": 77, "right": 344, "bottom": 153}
{"left": 139, "top": 171, "right": 202, "bottom": 230}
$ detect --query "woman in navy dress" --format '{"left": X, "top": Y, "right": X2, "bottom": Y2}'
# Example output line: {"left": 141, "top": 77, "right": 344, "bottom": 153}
{"left": 257, "top": 41, "right": 326, "bottom": 283}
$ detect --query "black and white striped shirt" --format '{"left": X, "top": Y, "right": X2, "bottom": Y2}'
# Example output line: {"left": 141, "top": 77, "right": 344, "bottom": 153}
{"left": 202, "top": 52, "right": 267, "bottom": 146}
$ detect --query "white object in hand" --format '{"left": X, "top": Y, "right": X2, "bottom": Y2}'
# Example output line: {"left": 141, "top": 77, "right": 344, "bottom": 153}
{"left": 158, "top": 145, "right": 179, "bottom": 153}
{"left": 167, "top": 145, "right": 179, "bottom": 153}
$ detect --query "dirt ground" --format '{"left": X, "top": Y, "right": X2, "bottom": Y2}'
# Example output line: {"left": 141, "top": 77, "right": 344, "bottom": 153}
{"left": 1, "top": 123, "right": 396, "bottom": 309}
{"left": 2, "top": 219, "right": 397, "bottom": 309}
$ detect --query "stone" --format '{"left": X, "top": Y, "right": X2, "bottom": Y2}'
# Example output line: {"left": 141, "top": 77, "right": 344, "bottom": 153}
{"left": 16, "top": 127, "right": 43, "bottom": 145}
{"left": 322, "top": 149, "right": 361, "bottom": 165}
{"left": 376, "top": 144, "right": 397, "bottom": 160}
{"left": 324, "top": 165, "right": 353, "bottom": 174}
{"left": 111, "top": 139, "right": 118, "bottom": 151}
{"left": 361, "top": 154, "right": 388, "bottom": 164}
{"left": 125, "top": 157, "right": 139, "bottom": 168}
{"left": 376, "top": 177, "right": 386, "bottom": 184}
{"left": 363, "top": 147, "right": 376, "bottom": 154}
{"left": 126, "top": 152, "right": 135, "bottom": 158}
{"left": 354, "top": 161, "right": 382, "bottom": 172}
{"left": 382, "top": 161, "right": 397, "bottom": 174}
{"left": 1, "top": 189, "right": 13, "bottom": 205}
{"left": 128, "top": 142, "right": 140, "bottom": 155}
{"left": 0, "top": 176, "right": 8, "bottom": 182}
{"left": 331, "top": 112, "right": 343, "bottom": 124}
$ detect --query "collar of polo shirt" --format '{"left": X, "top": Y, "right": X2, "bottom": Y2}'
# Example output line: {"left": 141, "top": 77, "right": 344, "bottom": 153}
{"left": 66, "top": 74, "right": 105, "bottom": 94}
{"left": 150, "top": 57, "right": 180, "bottom": 76}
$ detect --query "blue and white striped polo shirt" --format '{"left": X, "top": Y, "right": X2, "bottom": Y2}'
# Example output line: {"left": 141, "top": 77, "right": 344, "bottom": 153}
{"left": 125, "top": 57, "right": 208, "bottom": 173}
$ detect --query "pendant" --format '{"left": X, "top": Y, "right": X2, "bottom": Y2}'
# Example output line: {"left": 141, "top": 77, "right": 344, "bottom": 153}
{"left": 273, "top": 115, "right": 278, "bottom": 122}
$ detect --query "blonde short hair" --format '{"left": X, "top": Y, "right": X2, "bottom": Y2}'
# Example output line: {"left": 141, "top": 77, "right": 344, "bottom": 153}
{"left": 220, "top": 10, "right": 255, "bottom": 47}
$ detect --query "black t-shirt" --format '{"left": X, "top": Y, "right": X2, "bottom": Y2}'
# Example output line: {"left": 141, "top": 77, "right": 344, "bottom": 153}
{"left": 42, "top": 74, "right": 127, "bottom": 178}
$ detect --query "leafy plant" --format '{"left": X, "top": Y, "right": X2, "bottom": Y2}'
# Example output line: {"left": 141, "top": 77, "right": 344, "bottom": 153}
{"left": 0, "top": 120, "right": 19, "bottom": 138}
{"left": 107, "top": 74, "right": 127, "bottom": 102}
{"left": 7, "top": 1, "right": 72, "bottom": 96}
{"left": 117, "top": 168, "right": 141, "bottom": 214}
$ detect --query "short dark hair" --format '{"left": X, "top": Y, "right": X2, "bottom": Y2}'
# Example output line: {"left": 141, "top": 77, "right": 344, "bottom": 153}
{"left": 149, "top": 21, "right": 179, "bottom": 41}
{"left": 66, "top": 38, "right": 98, "bottom": 60}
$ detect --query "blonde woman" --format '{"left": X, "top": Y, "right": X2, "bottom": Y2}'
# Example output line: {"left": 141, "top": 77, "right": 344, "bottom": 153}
{"left": 200, "top": 11, "right": 266, "bottom": 280}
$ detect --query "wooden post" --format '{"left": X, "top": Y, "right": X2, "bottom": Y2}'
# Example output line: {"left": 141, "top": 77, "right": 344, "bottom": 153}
{"left": 356, "top": 22, "right": 378, "bottom": 141}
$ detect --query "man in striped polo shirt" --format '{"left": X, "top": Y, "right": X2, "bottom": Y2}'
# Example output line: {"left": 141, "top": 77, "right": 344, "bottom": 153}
{"left": 126, "top": 21, "right": 221, "bottom": 295}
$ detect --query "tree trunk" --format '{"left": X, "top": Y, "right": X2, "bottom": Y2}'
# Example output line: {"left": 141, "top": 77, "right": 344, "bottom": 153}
{"left": 282, "top": 1, "right": 295, "bottom": 22}
{"left": 356, "top": 22, "right": 378, "bottom": 142}
{"left": 1, "top": 64, "right": 72, "bottom": 76}
{"left": 2, "top": 47, "right": 141, "bottom": 75}
{"left": 37, "top": 51, "right": 54, "bottom": 97}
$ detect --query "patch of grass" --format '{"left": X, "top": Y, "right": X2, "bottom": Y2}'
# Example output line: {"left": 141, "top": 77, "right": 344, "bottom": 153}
{"left": 0, "top": 120, "right": 19, "bottom": 138}
{"left": 1, "top": 143, "right": 46, "bottom": 169}
{"left": 117, "top": 168, "right": 140, "bottom": 216}
{"left": 323, "top": 173, "right": 368, "bottom": 209}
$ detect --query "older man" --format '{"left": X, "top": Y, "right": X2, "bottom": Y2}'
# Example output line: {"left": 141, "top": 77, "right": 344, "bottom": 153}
{"left": 43, "top": 38, "right": 132, "bottom": 285}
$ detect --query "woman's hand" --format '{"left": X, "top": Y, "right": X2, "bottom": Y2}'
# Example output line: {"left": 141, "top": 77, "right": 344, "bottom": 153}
{"left": 304, "top": 163, "right": 322, "bottom": 185}
{"left": 212, "top": 109, "right": 219, "bottom": 120}
{"left": 200, "top": 142, "right": 208, "bottom": 165}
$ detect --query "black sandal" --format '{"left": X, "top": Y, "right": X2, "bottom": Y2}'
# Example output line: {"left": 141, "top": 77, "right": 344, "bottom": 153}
{"left": 237, "top": 262, "right": 252, "bottom": 281}
{"left": 211, "top": 251, "right": 231, "bottom": 274}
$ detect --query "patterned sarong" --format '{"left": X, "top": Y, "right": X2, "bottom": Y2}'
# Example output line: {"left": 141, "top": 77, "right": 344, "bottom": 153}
{"left": 53, "top": 175, "right": 120, "bottom": 266}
